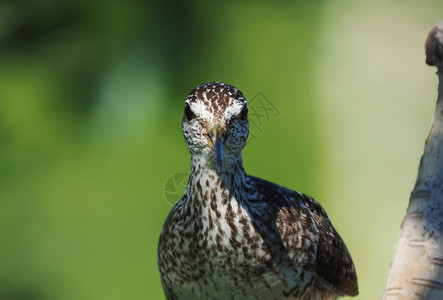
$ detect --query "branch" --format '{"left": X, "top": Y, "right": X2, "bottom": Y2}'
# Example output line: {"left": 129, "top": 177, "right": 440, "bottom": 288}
{"left": 382, "top": 21, "right": 443, "bottom": 300}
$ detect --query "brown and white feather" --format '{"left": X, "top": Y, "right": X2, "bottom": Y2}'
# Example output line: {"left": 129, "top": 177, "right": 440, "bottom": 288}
{"left": 158, "top": 82, "right": 358, "bottom": 300}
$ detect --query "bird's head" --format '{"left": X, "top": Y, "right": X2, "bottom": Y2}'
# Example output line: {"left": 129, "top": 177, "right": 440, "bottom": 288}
{"left": 182, "top": 82, "right": 249, "bottom": 175}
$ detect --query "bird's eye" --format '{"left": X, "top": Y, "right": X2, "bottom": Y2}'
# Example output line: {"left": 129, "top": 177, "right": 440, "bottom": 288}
{"left": 238, "top": 105, "right": 248, "bottom": 120}
{"left": 184, "top": 103, "right": 196, "bottom": 121}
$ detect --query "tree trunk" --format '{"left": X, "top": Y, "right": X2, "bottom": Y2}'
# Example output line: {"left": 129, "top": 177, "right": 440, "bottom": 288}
{"left": 383, "top": 22, "right": 443, "bottom": 300}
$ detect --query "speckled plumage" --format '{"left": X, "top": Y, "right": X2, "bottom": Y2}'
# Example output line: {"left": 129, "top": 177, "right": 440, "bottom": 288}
{"left": 158, "top": 82, "right": 358, "bottom": 300}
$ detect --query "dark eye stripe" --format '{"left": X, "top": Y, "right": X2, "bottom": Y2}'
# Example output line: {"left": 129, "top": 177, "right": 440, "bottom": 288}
{"left": 238, "top": 105, "right": 248, "bottom": 120}
{"left": 184, "top": 103, "right": 196, "bottom": 121}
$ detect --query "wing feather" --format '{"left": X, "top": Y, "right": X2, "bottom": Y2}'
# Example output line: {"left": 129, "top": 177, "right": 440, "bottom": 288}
{"left": 298, "top": 193, "right": 358, "bottom": 296}
{"left": 251, "top": 176, "right": 358, "bottom": 296}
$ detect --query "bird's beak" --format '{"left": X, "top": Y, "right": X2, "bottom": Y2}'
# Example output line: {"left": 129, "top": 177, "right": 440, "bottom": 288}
{"left": 206, "top": 125, "right": 225, "bottom": 175}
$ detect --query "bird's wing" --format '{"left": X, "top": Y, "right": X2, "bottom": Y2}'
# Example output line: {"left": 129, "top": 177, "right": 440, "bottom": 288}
{"left": 294, "top": 193, "right": 358, "bottom": 296}
{"left": 250, "top": 176, "right": 358, "bottom": 296}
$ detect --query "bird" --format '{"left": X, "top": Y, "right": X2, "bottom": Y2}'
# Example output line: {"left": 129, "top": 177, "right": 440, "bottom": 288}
{"left": 158, "top": 82, "right": 358, "bottom": 300}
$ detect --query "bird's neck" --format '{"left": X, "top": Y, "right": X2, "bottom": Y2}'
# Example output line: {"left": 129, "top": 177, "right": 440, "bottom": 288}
{"left": 187, "top": 152, "right": 254, "bottom": 204}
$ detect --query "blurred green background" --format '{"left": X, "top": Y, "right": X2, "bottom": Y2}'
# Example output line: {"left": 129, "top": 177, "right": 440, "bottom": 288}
{"left": 0, "top": 0, "right": 442, "bottom": 299}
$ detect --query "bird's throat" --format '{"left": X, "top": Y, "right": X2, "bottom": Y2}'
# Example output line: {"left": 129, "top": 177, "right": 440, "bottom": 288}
{"left": 188, "top": 154, "right": 252, "bottom": 203}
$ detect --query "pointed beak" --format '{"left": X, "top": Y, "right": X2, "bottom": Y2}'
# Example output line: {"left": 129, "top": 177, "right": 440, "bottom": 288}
{"left": 206, "top": 125, "right": 225, "bottom": 175}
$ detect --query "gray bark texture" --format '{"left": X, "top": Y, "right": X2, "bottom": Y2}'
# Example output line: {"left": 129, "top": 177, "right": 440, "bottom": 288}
{"left": 383, "top": 22, "right": 443, "bottom": 300}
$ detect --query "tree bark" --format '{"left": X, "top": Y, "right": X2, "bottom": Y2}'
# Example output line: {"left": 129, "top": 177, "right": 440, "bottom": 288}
{"left": 383, "top": 22, "right": 443, "bottom": 300}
